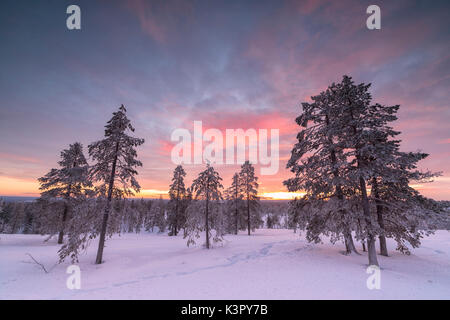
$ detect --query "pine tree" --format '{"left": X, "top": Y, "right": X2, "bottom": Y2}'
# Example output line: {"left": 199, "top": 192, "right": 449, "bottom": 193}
{"left": 286, "top": 75, "right": 441, "bottom": 266}
{"left": 290, "top": 76, "right": 384, "bottom": 265}
{"left": 0, "top": 200, "right": 13, "bottom": 233}
{"left": 239, "top": 161, "right": 260, "bottom": 235}
{"left": 58, "top": 197, "right": 105, "bottom": 262}
{"left": 89, "top": 105, "right": 144, "bottom": 264}
{"left": 186, "top": 164, "right": 223, "bottom": 249}
{"left": 38, "top": 142, "right": 91, "bottom": 244}
{"left": 34, "top": 198, "right": 65, "bottom": 238}
{"left": 285, "top": 82, "right": 356, "bottom": 255}
{"left": 134, "top": 198, "right": 147, "bottom": 233}
{"left": 168, "top": 165, "right": 187, "bottom": 236}
{"left": 180, "top": 187, "right": 193, "bottom": 236}
{"left": 143, "top": 200, "right": 154, "bottom": 232}
{"left": 151, "top": 196, "right": 167, "bottom": 233}
{"left": 22, "top": 203, "right": 34, "bottom": 234}
{"left": 328, "top": 76, "right": 414, "bottom": 265}
{"left": 224, "top": 173, "right": 244, "bottom": 235}
{"left": 284, "top": 87, "right": 359, "bottom": 254}
{"left": 368, "top": 149, "right": 440, "bottom": 255}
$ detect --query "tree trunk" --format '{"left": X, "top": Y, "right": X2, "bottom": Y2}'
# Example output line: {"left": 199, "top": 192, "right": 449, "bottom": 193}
{"left": 205, "top": 174, "right": 211, "bottom": 249}
{"left": 58, "top": 183, "right": 72, "bottom": 244}
{"left": 57, "top": 203, "right": 68, "bottom": 244}
{"left": 378, "top": 234, "right": 388, "bottom": 256}
{"left": 234, "top": 175, "right": 238, "bottom": 235}
{"left": 343, "top": 231, "right": 359, "bottom": 255}
{"left": 174, "top": 182, "right": 180, "bottom": 236}
{"left": 247, "top": 194, "right": 250, "bottom": 236}
{"left": 362, "top": 241, "right": 366, "bottom": 252}
{"left": 377, "top": 213, "right": 389, "bottom": 256}
{"left": 205, "top": 194, "right": 210, "bottom": 249}
{"left": 173, "top": 201, "right": 178, "bottom": 236}
{"left": 336, "top": 182, "right": 358, "bottom": 255}
{"left": 95, "top": 141, "right": 119, "bottom": 264}
{"left": 235, "top": 203, "right": 238, "bottom": 235}
{"left": 359, "top": 176, "right": 379, "bottom": 266}
{"left": 96, "top": 209, "right": 110, "bottom": 264}
{"left": 372, "top": 178, "right": 388, "bottom": 256}
{"left": 325, "top": 113, "right": 358, "bottom": 255}
{"left": 347, "top": 103, "right": 378, "bottom": 265}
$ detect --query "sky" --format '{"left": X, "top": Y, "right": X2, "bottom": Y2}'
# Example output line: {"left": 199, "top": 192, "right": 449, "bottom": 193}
{"left": 0, "top": 0, "right": 449, "bottom": 200}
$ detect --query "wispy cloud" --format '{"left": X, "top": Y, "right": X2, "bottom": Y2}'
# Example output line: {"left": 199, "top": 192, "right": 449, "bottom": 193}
{"left": 1, "top": 0, "right": 449, "bottom": 199}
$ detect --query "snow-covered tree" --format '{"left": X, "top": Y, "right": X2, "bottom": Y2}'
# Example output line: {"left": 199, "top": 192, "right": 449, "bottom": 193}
{"left": 134, "top": 198, "right": 148, "bottom": 233}
{"left": 224, "top": 173, "right": 244, "bottom": 234}
{"left": 119, "top": 199, "right": 141, "bottom": 233}
{"left": 180, "top": 187, "right": 193, "bottom": 236}
{"left": 368, "top": 149, "right": 440, "bottom": 255}
{"left": 335, "top": 76, "right": 403, "bottom": 264}
{"left": 284, "top": 86, "right": 359, "bottom": 254}
{"left": 58, "top": 197, "right": 104, "bottom": 262}
{"left": 0, "top": 200, "right": 13, "bottom": 233}
{"left": 140, "top": 200, "right": 154, "bottom": 232}
{"left": 185, "top": 164, "right": 224, "bottom": 249}
{"left": 88, "top": 105, "right": 144, "bottom": 264}
{"left": 266, "top": 212, "right": 281, "bottom": 229}
{"left": 239, "top": 161, "right": 261, "bottom": 235}
{"left": 0, "top": 200, "right": 4, "bottom": 233}
{"left": 286, "top": 75, "right": 442, "bottom": 266}
{"left": 38, "top": 142, "right": 91, "bottom": 244}
{"left": 167, "top": 165, "right": 187, "bottom": 236}
{"left": 260, "top": 201, "right": 287, "bottom": 229}
{"left": 22, "top": 202, "right": 35, "bottom": 234}
{"left": 150, "top": 196, "right": 167, "bottom": 233}
{"left": 9, "top": 202, "right": 25, "bottom": 234}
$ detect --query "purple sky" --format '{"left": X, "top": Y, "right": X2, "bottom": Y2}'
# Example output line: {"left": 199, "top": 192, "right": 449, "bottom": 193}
{"left": 0, "top": 0, "right": 449, "bottom": 199}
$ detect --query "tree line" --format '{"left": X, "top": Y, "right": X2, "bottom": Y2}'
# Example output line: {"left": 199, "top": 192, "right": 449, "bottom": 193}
{"left": 0, "top": 196, "right": 292, "bottom": 237}
{"left": 0, "top": 105, "right": 266, "bottom": 264}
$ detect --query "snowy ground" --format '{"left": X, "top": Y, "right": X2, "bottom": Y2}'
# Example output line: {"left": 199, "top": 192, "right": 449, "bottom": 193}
{"left": 1, "top": 229, "right": 449, "bottom": 299}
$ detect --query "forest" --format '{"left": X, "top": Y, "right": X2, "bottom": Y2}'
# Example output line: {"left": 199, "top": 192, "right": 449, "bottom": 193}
{"left": 1, "top": 76, "right": 449, "bottom": 269}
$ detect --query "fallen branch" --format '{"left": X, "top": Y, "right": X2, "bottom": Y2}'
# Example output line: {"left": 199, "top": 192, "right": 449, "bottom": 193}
{"left": 25, "top": 253, "right": 57, "bottom": 274}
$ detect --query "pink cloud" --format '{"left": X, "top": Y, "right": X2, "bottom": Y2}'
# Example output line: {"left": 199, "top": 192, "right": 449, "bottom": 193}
{"left": 126, "top": 0, "right": 194, "bottom": 44}
{"left": 438, "top": 138, "right": 450, "bottom": 144}
{"left": 0, "top": 152, "right": 41, "bottom": 164}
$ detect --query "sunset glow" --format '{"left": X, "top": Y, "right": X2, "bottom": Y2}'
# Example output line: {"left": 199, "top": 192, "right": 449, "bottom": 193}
{"left": 0, "top": 0, "right": 449, "bottom": 200}
{"left": 260, "top": 192, "right": 306, "bottom": 200}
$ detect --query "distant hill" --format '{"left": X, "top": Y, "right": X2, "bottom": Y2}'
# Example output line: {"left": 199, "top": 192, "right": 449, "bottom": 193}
{"left": 0, "top": 196, "right": 38, "bottom": 203}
